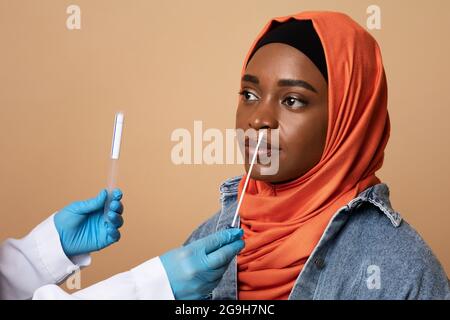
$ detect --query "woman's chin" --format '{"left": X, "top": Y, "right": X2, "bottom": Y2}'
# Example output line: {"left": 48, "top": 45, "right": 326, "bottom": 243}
{"left": 247, "top": 164, "right": 283, "bottom": 183}
{"left": 245, "top": 164, "right": 301, "bottom": 185}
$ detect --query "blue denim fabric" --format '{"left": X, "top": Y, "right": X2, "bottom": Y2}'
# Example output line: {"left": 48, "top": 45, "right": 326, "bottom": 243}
{"left": 185, "top": 175, "right": 450, "bottom": 300}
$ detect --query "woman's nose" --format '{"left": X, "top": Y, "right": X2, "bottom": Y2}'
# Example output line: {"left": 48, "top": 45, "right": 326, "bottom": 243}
{"left": 248, "top": 101, "right": 279, "bottom": 130}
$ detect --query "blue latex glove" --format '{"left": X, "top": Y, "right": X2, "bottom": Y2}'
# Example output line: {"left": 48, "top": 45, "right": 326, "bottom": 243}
{"left": 160, "top": 228, "right": 245, "bottom": 300}
{"left": 54, "top": 188, "right": 124, "bottom": 257}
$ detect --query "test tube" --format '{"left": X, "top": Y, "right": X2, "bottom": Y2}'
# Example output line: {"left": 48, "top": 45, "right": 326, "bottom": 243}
{"left": 104, "top": 112, "right": 124, "bottom": 217}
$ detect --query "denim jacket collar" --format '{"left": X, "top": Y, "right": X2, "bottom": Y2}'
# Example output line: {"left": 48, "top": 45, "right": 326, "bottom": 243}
{"left": 218, "top": 175, "right": 402, "bottom": 228}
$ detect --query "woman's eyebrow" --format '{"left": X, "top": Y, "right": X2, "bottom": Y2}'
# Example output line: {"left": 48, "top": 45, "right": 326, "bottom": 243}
{"left": 241, "top": 74, "right": 259, "bottom": 84}
{"left": 278, "top": 79, "right": 317, "bottom": 93}
{"left": 241, "top": 74, "right": 318, "bottom": 93}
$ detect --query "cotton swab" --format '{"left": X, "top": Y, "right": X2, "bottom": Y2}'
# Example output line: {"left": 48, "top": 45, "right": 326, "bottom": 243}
{"left": 230, "top": 131, "right": 265, "bottom": 228}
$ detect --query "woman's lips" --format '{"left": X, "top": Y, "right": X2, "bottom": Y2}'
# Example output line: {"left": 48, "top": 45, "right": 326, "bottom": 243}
{"left": 244, "top": 138, "right": 280, "bottom": 160}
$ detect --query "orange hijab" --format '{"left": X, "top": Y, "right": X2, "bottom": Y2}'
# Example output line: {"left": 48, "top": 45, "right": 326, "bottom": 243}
{"left": 237, "top": 11, "right": 390, "bottom": 300}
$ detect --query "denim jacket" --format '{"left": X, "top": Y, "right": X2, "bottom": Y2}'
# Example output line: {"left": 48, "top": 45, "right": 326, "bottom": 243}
{"left": 185, "top": 175, "right": 450, "bottom": 300}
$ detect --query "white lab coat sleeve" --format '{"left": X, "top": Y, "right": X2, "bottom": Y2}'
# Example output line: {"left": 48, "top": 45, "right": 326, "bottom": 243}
{"left": 0, "top": 214, "right": 91, "bottom": 300}
{"left": 32, "top": 257, "right": 175, "bottom": 300}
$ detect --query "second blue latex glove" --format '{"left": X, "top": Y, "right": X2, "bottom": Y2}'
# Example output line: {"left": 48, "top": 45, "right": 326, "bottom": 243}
{"left": 160, "top": 228, "right": 245, "bottom": 300}
{"left": 54, "top": 188, "right": 124, "bottom": 257}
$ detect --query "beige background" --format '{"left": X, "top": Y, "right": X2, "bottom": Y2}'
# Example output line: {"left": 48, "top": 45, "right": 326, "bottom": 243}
{"left": 0, "top": 0, "right": 449, "bottom": 290}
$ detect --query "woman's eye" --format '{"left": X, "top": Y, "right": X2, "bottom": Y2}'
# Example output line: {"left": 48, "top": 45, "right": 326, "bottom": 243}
{"left": 239, "top": 90, "right": 259, "bottom": 102}
{"left": 282, "top": 96, "right": 308, "bottom": 109}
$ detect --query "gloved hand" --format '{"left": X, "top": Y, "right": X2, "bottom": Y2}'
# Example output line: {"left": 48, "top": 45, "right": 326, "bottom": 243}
{"left": 160, "top": 228, "right": 245, "bottom": 300}
{"left": 54, "top": 188, "right": 124, "bottom": 257}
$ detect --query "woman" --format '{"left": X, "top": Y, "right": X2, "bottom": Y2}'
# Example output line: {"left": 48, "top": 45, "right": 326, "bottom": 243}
{"left": 185, "top": 11, "right": 450, "bottom": 300}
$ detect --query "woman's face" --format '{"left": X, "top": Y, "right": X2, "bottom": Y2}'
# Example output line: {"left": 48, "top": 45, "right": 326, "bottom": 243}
{"left": 236, "top": 43, "right": 329, "bottom": 184}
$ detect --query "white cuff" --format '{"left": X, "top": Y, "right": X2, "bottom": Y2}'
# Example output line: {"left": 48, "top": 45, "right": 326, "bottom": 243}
{"left": 31, "top": 214, "right": 91, "bottom": 283}
{"left": 130, "top": 257, "right": 175, "bottom": 300}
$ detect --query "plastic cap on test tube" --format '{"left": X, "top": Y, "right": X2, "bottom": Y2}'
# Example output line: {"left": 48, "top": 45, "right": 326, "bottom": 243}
{"left": 111, "top": 112, "right": 124, "bottom": 160}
